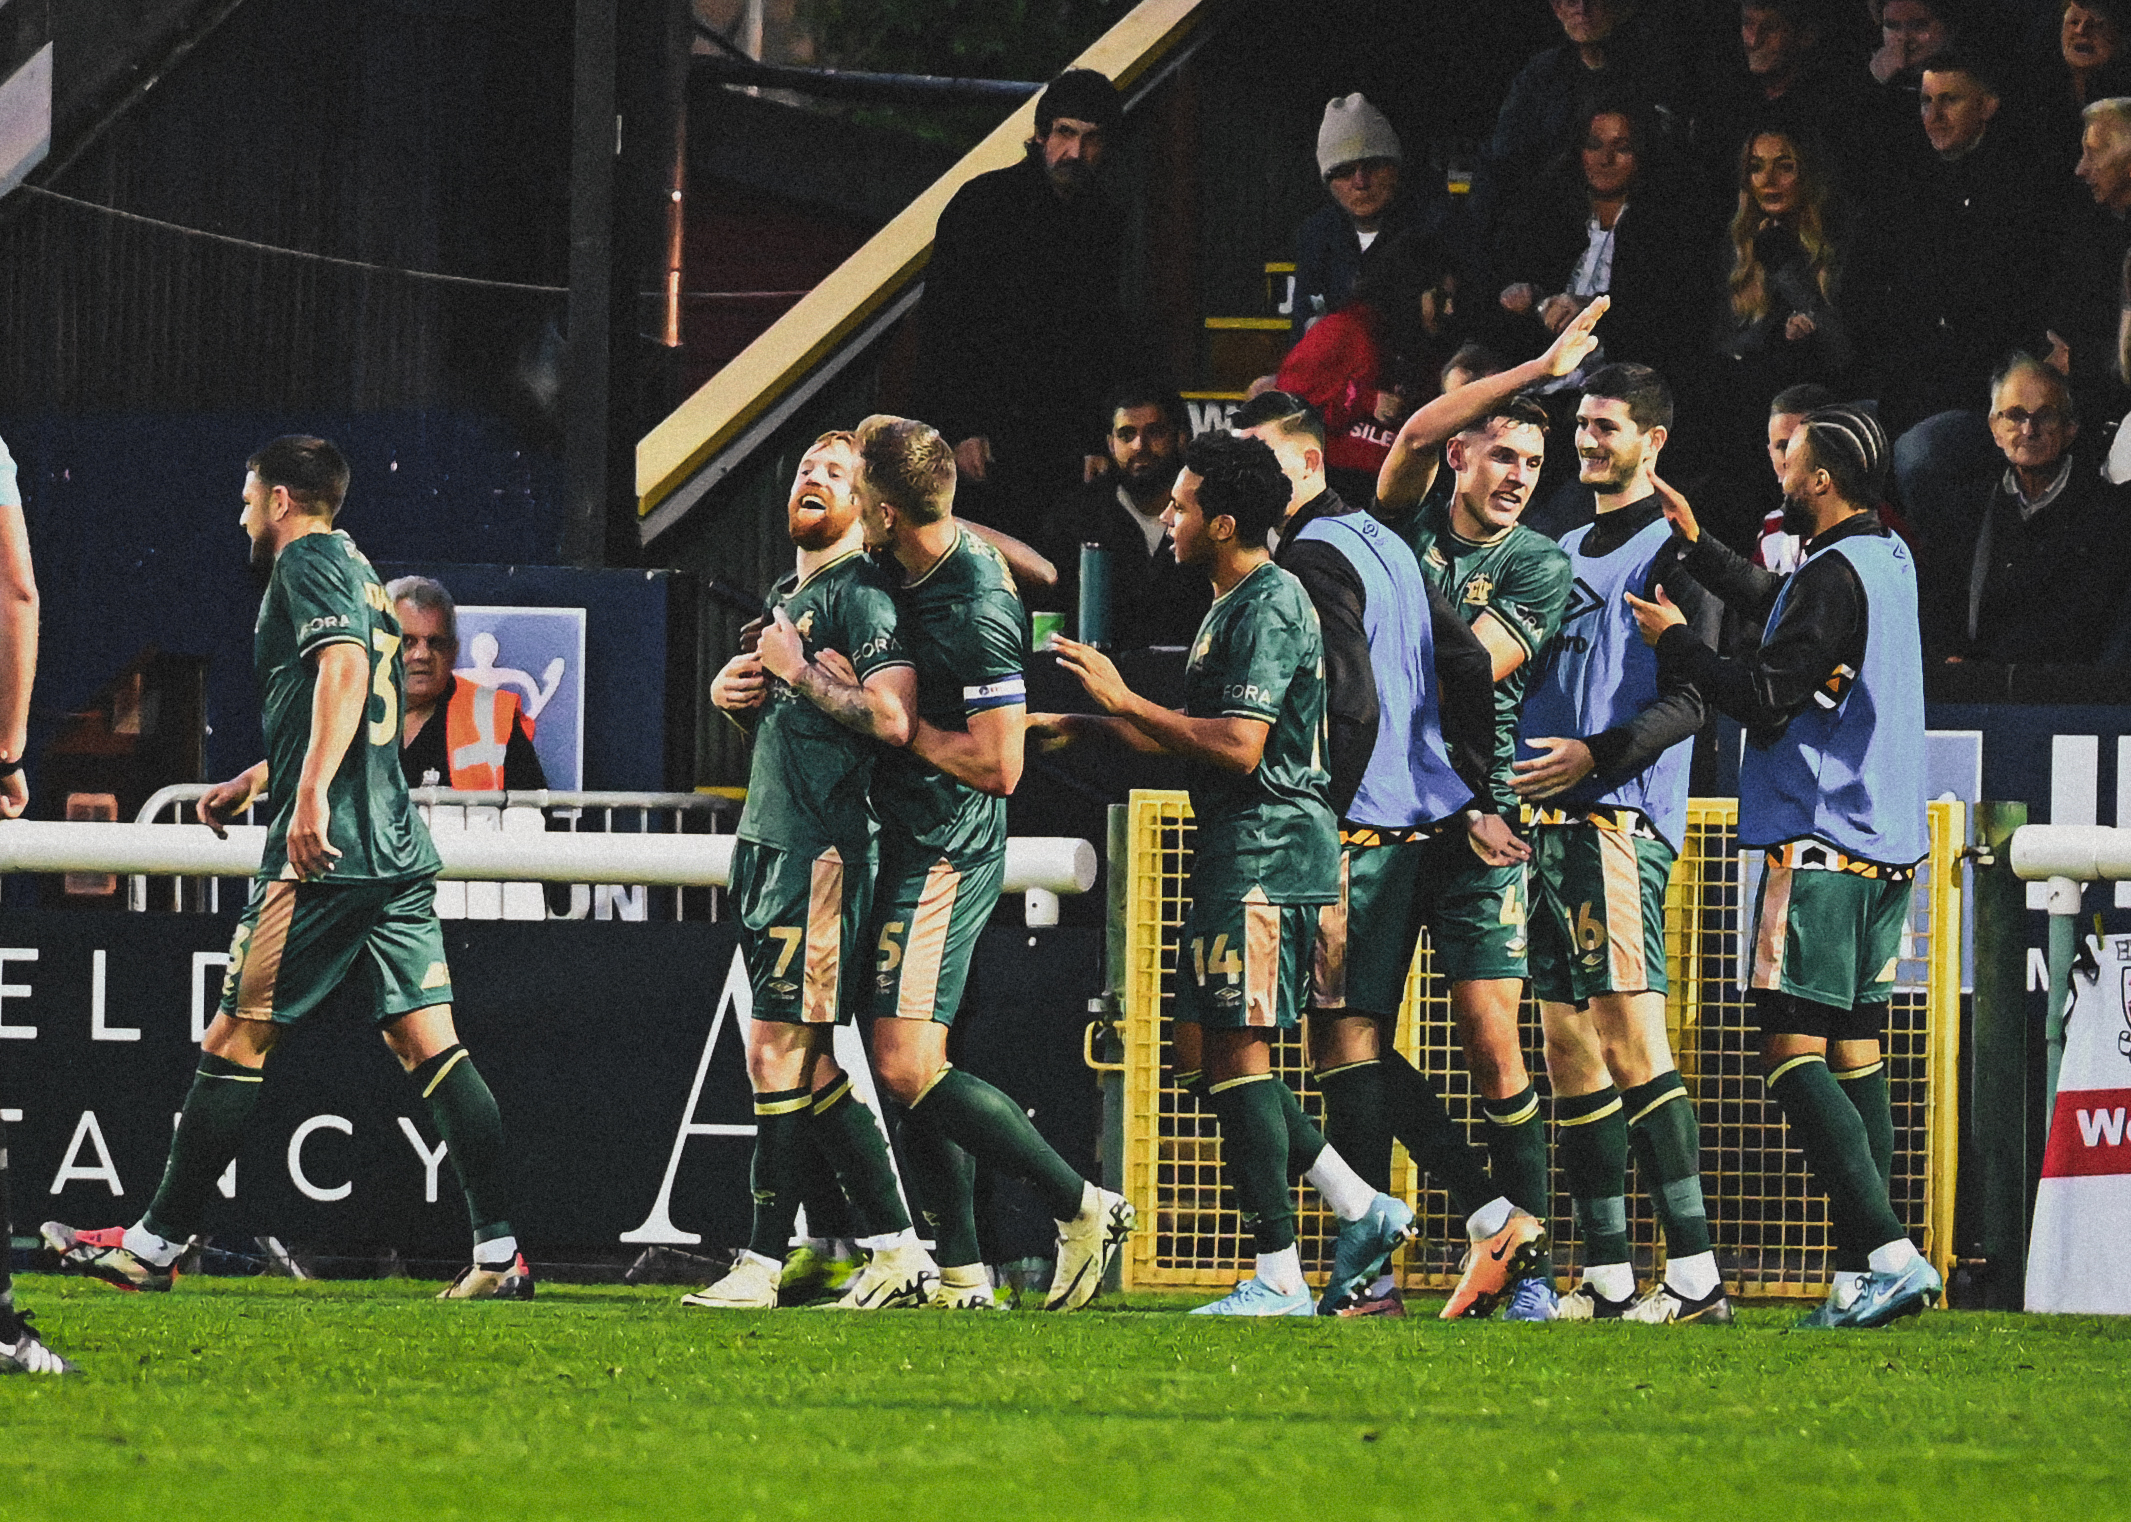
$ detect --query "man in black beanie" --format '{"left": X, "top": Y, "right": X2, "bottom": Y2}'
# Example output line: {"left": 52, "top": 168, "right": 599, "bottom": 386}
{"left": 913, "top": 68, "right": 1128, "bottom": 543}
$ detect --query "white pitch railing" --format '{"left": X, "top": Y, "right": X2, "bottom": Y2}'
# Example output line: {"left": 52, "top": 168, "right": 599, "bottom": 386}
{"left": 2009, "top": 824, "right": 2131, "bottom": 1108}
{"left": 4, "top": 794, "right": 1098, "bottom": 928}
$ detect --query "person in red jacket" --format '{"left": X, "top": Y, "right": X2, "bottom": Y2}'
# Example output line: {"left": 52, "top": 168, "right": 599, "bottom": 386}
{"left": 1276, "top": 230, "right": 1459, "bottom": 506}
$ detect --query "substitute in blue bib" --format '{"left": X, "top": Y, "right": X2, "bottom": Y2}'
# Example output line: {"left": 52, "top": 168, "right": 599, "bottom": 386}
{"left": 1511, "top": 363, "right": 1733, "bottom": 1326}
{"left": 1626, "top": 402, "right": 1941, "bottom": 1331}
{"left": 1239, "top": 388, "right": 1543, "bottom": 1321}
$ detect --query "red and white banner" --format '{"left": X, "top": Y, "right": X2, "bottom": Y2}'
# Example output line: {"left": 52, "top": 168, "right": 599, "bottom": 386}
{"left": 2027, "top": 933, "right": 2131, "bottom": 1314}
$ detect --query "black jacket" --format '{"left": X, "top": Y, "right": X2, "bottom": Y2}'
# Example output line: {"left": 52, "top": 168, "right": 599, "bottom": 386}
{"left": 1490, "top": 175, "right": 1713, "bottom": 380}
{"left": 1040, "top": 479, "right": 1212, "bottom": 651}
{"left": 914, "top": 152, "right": 1125, "bottom": 477}
{"left": 1921, "top": 457, "right": 2131, "bottom": 665}
{"left": 1846, "top": 125, "right": 2057, "bottom": 435}
{"left": 1290, "top": 187, "right": 1449, "bottom": 346}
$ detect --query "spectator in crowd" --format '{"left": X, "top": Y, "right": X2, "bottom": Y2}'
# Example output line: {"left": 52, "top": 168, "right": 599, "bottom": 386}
{"left": 1043, "top": 383, "right": 1211, "bottom": 649}
{"left": 1869, "top": 0, "right": 1957, "bottom": 83}
{"left": 1468, "top": 0, "right": 1692, "bottom": 268}
{"left": 1850, "top": 51, "right": 2056, "bottom": 446}
{"left": 388, "top": 576, "right": 547, "bottom": 792}
{"left": 2061, "top": 94, "right": 2131, "bottom": 417}
{"left": 1275, "top": 230, "right": 1460, "bottom": 506}
{"left": 1856, "top": 0, "right": 1968, "bottom": 186}
{"left": 1440, "top": 341, "right": 1506, "bottom": 395}
{"left": 913, "top": 69, "right": 1126, "bottom": 542}
{"left": 1750, "top": 383, "right": 1917, "bottom": 569}
{"left": 1491, "top": 92, "right": 1710, "bottom": 390}
{"left": 1710, "top": 127, "right": 1856, "bottom": 479}
{"left": 1703, "top": 1, "right": 1866, "bottom": 185}
{"left": 1921, "top": 353, "right": 2131, "bottom": 663}
{"left": 1290, "top": 95, "right": 1449, "bottom": 344}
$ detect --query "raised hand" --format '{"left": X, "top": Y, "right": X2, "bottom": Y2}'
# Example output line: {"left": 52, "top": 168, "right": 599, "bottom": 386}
{"left": 1051, "top": 635, "right": 1132, "bottom": 715}
{"left": 1540, "top": 293, "right": 1610, "bottom": 377}
{"left": 1648, "top": 471, "right": 1701, "bottom": 545}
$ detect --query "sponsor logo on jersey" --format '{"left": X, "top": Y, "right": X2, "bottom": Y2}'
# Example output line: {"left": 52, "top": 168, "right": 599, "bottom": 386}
{"left": 303, "top": 614, "right": 353, "bottom": 635}
{"left": 1560, "top": 577, "right": 1605, "bottom": 624}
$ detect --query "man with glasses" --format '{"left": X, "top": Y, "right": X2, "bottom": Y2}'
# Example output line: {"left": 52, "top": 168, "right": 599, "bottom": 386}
{"left": 1920, "top": 354, "right": 2131, "bottom": 664}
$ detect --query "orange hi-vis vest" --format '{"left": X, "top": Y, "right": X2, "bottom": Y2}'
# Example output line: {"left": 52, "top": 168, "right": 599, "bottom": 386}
{"left": 443, "top": 677, "right": 535, "bottom": 790}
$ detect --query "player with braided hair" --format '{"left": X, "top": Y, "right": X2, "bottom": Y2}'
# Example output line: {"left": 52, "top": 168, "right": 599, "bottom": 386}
{"left": 1627, "top": 403, "right": 1942, "bottom": 1329}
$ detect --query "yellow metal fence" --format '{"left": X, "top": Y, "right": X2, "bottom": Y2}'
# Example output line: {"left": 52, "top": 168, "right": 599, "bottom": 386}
{"left": 1116, "top": 792, "right": 1963, "bottom": 1297}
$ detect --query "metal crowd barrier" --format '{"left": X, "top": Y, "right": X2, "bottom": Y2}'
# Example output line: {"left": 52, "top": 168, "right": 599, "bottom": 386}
{"left": 0, "top": 786, "right": 1098, "bottom": 929}
{"left": 1102, "top": 790, "right": 1964, "bottom": 1298}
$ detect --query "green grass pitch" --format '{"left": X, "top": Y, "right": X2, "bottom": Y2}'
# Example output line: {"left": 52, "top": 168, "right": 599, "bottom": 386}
{"left": 3, "top": 1273, "right": 2126, "bottom": 1521}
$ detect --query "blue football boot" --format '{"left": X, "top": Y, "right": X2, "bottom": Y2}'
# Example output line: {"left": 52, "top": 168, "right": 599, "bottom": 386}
{"left": 1318, "top": 1193, "right": 1417, "bottom": 1314}
{"left": 1827, "top": 1256, "right": 1942, "bottom": 1329}
{"left": 1502, "top": 1276, "right": 1559, "bottom": 1322}
{"left": 1190, "top": 1278, "right": 1316, "bottom": 1317}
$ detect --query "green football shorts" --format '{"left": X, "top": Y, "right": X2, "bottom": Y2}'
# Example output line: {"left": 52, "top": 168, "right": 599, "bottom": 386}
{"left": 1527, "top": 810, "right": 1675, "bottom": 1004}
{"left": 1310, "top": 830, "right": 1529, "bottom": 1016}
{"left": 1747, "top": 844, "right": 1915, "bottom": 1011}
{"left": 866, "top": 838, "right": 1003, "bottom": 1025}
{"left": 219, "top": 875, "right": 453, "bottom": 1026}
{"left": 732, "top": 837, "right": 874, "bottom": 1025}
{"left": 1175, "top": 883, "right": 1318, "bottom": 1031}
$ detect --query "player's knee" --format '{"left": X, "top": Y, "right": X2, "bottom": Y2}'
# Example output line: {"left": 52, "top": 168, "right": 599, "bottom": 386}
{"left": 871, "top": 1044, "right": 938, "bottom": 1107}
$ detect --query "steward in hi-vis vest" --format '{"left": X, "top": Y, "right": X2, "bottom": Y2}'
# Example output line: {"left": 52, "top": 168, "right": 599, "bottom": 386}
{"left": 441, "top": 678, "right": 536, "bottom": 792}
{"left": 1625, "top": 403, "right": 1942, "bottom": 1331}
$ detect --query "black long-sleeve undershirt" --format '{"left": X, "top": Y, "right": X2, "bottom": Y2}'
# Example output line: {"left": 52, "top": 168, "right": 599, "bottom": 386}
{"left": 1656, "top": 513, "right": 1878, "bottom": 746}
{"left": 1276, "top": 489, "right": 1499, "bottom": 819}
{"left": 1573, "top": 497, "right": 1722, "bottom": 788}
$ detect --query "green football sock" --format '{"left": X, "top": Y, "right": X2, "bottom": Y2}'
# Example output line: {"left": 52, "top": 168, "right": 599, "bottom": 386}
{"left": 1623, "top": 1072, "right": 1713, "bottom": 1259}
{"left": 410, "top": 1045, "right": 514, "bottom": 1248}
{"left": 1206, "top": 1073, "right": 1297, "bottom": 1254}
{"left": 793, "top": 1122, "right": 854, "bottom": 1242}
{"left": 1316, "top": 1060, "right": 1393, "bottom": 1192}
{"left": 893, "top": 1101, "right": 980, "bottom": 1267}
{"left": 1274, "top": 1074, "right": 1329, "bottom": 1176}
{"left": 1557, "top": 1085, "right": 1630, "bottom": 1269}
{"left": 1769, "top": 1053, "right": 1908, "bottom": 1257}
{"left": 1483, "top": 1082, "right": 1552, "bottom": 1279}
{"left": 811, "top": 1076, "right": 911, "bottom": 1237}
{"left": 743, "top": 1086, "right": 811, "bottom": 1260}
{"left": 909, "top": 1067, "right": 1086, "bottom": 1221}
{"left": 1832, "top": 1058, "right": 1894, "bottom": 1272}
{"left": 1380, "top": 1048, "right": 1494, "bottom": 1215}
{"left": 143, "top": 1053, "right": 267, "bottom": 1242}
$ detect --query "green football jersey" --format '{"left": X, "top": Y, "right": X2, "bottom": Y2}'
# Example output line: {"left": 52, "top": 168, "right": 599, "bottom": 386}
{"left": 1401, "top": 488, "right": 1572, "bottom": 812}
{"left": 1182, "top": 560, "right": 1339, "bottom": 906}
{"left": 254, "top": 530, "right": 440, "bottom": 882}
{"left": 869, "top": 528, "right": 1027, "bottom": 862}
{"left": 735, "top": 547, "right": 908, "bottom": 857}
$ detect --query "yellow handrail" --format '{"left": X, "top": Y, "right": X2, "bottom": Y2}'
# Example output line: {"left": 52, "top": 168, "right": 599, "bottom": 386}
{"left": 635, "top": 0, "right": 1214, "bottom": 526}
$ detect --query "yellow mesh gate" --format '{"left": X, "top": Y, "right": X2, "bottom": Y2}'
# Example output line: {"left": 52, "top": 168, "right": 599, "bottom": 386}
{"left": 1115, "top": 791, "right": 1962, "bottom": 1297}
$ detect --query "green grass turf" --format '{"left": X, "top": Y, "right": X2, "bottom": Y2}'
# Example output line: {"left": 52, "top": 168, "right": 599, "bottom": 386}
{"left": 2, "top": 1273, "right": 2126, "bottom": 1522}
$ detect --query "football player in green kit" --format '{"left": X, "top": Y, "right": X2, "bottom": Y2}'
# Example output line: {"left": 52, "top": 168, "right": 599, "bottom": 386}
{"left": 1040, "top": 431, "right": 1404, "bottom": 1316}
{"left": 1370, "top": 302, "right": 1599, "bottom": 1318}
{"left": 686, "top": 430, "right": 941, "bottom": 1311}
{"left": 852, "top": 415, "right": 1133, "bottom": 1312}
{"left": 46, "top": 437, "right": 525, "bottom": 1300}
